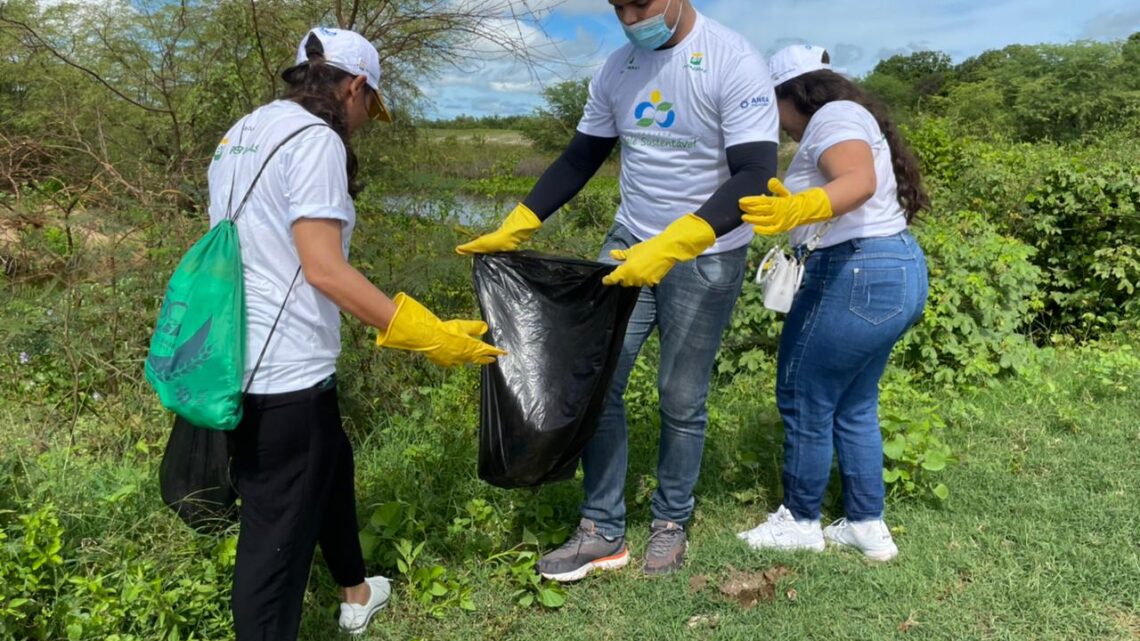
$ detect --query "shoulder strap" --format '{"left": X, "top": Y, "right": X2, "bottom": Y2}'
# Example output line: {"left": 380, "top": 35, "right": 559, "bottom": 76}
{"left": 232, "top": 121, "right": 334, "bottom": 395}
{"left": 228, "top": 122, "right": 330, "bottom": 223}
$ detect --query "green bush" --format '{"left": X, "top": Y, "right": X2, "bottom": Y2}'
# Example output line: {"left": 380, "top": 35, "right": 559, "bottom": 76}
{"left": 878, "top": 374, "right": 957, "bottom": 502}
{"left": 907, "top": 121, "right": 1140, "bottom": 341}
{"left": 0, "top": 497, "right": 235, "bottom": 641}
{"left": 899, "top": 210, "right": 1042, "bottom": 385}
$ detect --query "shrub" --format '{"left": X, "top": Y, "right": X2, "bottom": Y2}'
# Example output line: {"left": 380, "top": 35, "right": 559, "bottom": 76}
{"left": 899, "top": 210, "right": 1042, "bottom": 385}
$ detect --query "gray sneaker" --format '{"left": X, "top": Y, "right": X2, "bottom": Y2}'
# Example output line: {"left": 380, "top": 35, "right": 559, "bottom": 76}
{"left": 643, "top": 519, "right": 687, "bottom": 575}
{"left": 536, "top": 518, "right": 629, "bottom": 582}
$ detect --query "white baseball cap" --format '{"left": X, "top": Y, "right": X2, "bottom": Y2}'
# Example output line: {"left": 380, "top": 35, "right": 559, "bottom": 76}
{"left": 769, "top": 44, "right": 831, "bottom": 87}
{"left": 291, "top": 26, "right": 391, "bottom": 123}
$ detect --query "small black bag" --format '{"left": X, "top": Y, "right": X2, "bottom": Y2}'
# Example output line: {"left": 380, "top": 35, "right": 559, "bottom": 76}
{"left": 473, "top": 252, "right": 639, "bottom": 488}
{"left": 159, "top": 416, "right": 238, "bottom": 534}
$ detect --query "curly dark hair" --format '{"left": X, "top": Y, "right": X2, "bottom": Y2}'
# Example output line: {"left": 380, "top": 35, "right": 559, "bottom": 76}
{"left": 281, "top": 36, "right": 360, "bottom": 197}
{"left": 776, "top": 69, "right": 930, "bottom": 221}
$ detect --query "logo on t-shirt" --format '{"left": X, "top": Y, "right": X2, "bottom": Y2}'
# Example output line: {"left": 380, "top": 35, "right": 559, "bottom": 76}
{"left": 739, "top": 95, "right": 771, "bottom": 110}
{"left": 687, "top": 52, "right": 707, "bottom": 72}
{"left": 213, "top": 137, "right": 229, "bottom": 162}
{"left": 634, "top": 90, "right": 676, "bottom": 129}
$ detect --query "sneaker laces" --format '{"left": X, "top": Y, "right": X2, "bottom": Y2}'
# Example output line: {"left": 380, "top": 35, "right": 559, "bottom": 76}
{"left": 558, "top": 520, "right": 597, "bottom": 557}
{"left": 829, "top": 517, "right": 850, "bottom": 531}
{"left": 646, "top": 523, "right": 683, "bottom": 557}
{"left": 768, "top": 505, "right": 796, "bottom": 525}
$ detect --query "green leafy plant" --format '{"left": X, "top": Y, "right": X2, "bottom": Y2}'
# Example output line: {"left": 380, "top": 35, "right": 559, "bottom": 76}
{"left": 899, "top": 210, "right": 1043, "bottom": 385}
{"left": 393, "top": 539, "right": 475, "bottom": 616}
{"left": 878, "top": 383, "right": 957, "bottom": 502}
{"left": 487, "top": 530, "right": 567, "bottom": 609}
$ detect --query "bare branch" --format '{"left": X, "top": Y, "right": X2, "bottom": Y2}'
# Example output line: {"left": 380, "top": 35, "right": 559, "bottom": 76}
{"left": 0, "top": 11, "right": 173, "bottom": 114}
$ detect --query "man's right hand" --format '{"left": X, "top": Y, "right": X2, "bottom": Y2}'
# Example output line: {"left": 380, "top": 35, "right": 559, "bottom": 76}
{"left": 455, "top": 203, "right": 542, "bottom": 255}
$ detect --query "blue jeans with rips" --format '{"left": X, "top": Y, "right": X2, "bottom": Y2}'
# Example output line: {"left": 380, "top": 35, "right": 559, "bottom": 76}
{"left": 778, "top": 231, "right": 928, "bottom": 521}
{"left": 581, "top": 223, "right": 747, "bottom": 538}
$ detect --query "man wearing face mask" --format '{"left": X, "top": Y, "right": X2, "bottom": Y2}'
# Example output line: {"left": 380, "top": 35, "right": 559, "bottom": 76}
{"left": 456, "top": 0, "right": 778, "bottom": 578}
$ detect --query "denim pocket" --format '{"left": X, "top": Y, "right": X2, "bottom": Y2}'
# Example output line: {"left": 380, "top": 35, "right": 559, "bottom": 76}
{"left": 692, "top": 250, "right": 745, "bottom": 291}
{"left": 597, "top": 225, "right": 636, "bottom": 264}
{"left": 849, "top": 266, "right": 906, "bottom": 325}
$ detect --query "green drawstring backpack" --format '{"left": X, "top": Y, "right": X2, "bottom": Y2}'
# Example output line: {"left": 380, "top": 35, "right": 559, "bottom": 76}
{"left": 145, "top": 123, "right": 326, "bottom": 430}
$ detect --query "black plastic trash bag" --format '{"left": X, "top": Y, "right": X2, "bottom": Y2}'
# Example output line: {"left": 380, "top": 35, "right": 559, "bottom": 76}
{"left": 473, "top": 252, "right": 639, "bottom": 488}
{"left": 159, "top": 416, "right": 238, "bottom": 533}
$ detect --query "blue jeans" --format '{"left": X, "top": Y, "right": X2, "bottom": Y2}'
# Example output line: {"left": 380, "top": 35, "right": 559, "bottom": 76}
{"left": 778, "top": 231, "right": 928, "bottom": 522}
{"left": 581, "top": 223, "right": 747, "bottom": 538}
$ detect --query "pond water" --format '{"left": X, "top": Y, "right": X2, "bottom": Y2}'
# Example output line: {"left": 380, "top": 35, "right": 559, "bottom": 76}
{"left": 379, "top": 193, "right": 511, "bottom": 227}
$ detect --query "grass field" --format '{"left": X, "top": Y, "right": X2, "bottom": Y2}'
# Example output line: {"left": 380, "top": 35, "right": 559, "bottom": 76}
{"left": 1, "top": 129, "right": 1136, "bottom": 641}
{"left": 288, "top": 345, "right": 1140, "bottom": 641}
{"left": 420, "top": 128, "right": 532, "bottom": 146}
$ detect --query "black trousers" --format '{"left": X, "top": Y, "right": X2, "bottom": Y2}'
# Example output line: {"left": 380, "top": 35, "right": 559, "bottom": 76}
{"left": 230, "top": 375, "right": 365, "bottom": 641}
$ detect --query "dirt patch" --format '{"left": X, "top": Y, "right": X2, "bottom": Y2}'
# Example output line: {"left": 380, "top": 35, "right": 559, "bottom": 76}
{"left": 1109, "top": 608, "right": 1140, "bottom": 639}
{"left": 688, "top": 574, "right": 709, "bottom": 594}
{"left": 717, "top": 566, "right": 794, "bottom": 609}
{"left": 898, "top": 611, "right": 921, "bottom": 633}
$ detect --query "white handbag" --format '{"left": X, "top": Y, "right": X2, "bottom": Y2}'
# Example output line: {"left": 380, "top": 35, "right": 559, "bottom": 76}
{"left": 754, "top": 222, "right": 833, "bottom": 314}
{"left": 755, "top": 246, "right": 804, "bottom": 313}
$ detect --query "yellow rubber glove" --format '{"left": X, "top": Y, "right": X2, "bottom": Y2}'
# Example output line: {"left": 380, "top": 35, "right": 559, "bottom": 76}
{"left": 601, "top": 214, "right": 716, "bottom": 287}
{"left": 739, "top": 178, "right": 833, "bottom": 235}
{"left": 376, "top": 293, "right": 506, "bottom": 367}
{"left": 455, "top": 203, "right": 542, "bottom": 255}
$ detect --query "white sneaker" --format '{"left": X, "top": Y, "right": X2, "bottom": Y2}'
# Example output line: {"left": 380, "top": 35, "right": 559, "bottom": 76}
{"left": 338, "top": 576, "right": 391, "bottom": 635}
{"left": 823, "top": 518, "right": 899, "bottom": 561}
{"left": 736, "top": 505, "right": 825, "bottom": 552}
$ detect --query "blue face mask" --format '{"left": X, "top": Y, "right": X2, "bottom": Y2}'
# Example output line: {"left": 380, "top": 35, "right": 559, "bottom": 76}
{"left": 622, "top": 0, "right": 679, "bottom": 51}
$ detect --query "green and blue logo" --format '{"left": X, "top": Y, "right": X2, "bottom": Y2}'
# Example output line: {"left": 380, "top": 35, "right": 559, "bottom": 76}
{"left": 634, "top": 90, "right": 675, "bottom": 129}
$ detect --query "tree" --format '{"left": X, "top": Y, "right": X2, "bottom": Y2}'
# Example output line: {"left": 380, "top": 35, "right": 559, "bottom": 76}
{"left": 0, "top": 0, "right": 565, "bottom": 208}
{"left": 518, "top": 77, "right": 589, "bottom": 153}
{"left": 862, "top": 50, "right": 954, "bottom": 117}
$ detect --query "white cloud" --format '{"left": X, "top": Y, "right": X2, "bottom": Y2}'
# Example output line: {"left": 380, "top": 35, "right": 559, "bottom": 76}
{"left": 422, "top": 12, "right": 609, "bottom": 118}
{"left": 704, "top": 0, "right": 1138, "bottom": 73}
{"left": 528, "top": 0, "right": 616, "bottom": 16}
{"left": 425, "top": 0, "right": 1140, "bottom": 117}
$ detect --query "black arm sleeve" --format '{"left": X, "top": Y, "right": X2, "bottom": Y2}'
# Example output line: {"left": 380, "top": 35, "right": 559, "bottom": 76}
{"left": 522, "top": 132, "right": 619, "bottom": 220}
{"left": 694, "top": 141, "right": 779, "bottom": 237}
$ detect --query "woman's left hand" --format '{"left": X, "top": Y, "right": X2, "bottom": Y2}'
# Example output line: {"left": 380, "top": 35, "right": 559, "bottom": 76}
{"left": 740, "top": 178, "right": 833, "bottom": 235}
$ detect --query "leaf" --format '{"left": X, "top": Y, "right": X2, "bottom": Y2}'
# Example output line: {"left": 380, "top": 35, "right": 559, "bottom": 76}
{"left": 522, "top": 527, "right": 539, "bottom": 547}
{"left": 921, "top": 451, "right": 948, "bottom": 471}
{"left": 538, "top": 587, "right": 566, "bottom": 608}
{"left": 636, "top": 117, "right": 654, "bottom": 127}
{"left": 883, "top": 468, "right": 903, "bottom": 483}
{"left": 657, "top": 102, "right": 673, "bottom": 112}
{"left": 883, "top": 436, "right": 907, "bottom": 460}
{"left": 429, "top": 581, "right": 448, "bottom": 596}
{"left": 370, "top": 502, "right": 403, "bottom": 530}
{"left": 932, "top": 484, "right": 950, "bottom": 500}
{"left": 518, "top": 594, "right": 534, "bottom": 608}
{"left": 358, "top": 530, "right": 379, "bottom": 559}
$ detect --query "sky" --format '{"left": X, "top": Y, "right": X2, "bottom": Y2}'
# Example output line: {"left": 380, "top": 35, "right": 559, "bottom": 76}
{"left": 422, "top": 0, "right": 1140, "bottom": 119}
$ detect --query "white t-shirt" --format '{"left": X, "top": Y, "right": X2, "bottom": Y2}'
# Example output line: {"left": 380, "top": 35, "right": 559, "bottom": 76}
{"left": 784, "top": 100, "right": 907, "bottom": 248}
{"left": 576, "top": 13, "right": 779, "bottom": 254}
{"left": 207, "top": 100, "right": 355, "bottom": 394}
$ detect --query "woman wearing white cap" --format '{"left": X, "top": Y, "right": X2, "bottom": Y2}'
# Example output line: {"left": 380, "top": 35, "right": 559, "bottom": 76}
{"left": 209, "top": 26, "right": 502, "bottom": 639}
{"left": 735, "top": 45, "right": 929, "bottom": 561}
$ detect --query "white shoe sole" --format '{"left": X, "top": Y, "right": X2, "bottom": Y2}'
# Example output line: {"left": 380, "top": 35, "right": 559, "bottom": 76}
{"left": 825, "top": 537, "right": 898, "bottom": 562}
{"left": 539, "top": 548, "right": 630, "bottom": 583}
{"left": 741, "top": 536, "right": 825, "bottom": 553}
{"left": 340, "top": 590, "right": 390, "bottom": 635}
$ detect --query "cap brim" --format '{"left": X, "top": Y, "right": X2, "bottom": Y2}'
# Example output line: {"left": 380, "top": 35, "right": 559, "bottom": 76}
{"left": 370, "top": 88, "right": 392, "bottom": 123}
